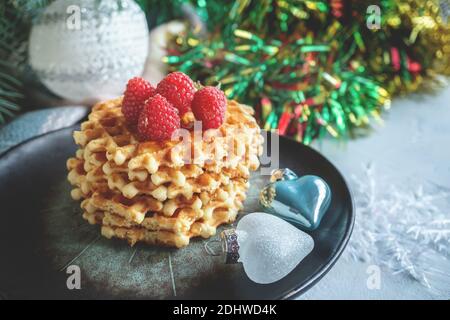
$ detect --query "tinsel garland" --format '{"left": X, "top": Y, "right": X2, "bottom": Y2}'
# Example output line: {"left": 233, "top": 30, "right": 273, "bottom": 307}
{"left": 162, "top": 0, "right": 450, "bottom": 144}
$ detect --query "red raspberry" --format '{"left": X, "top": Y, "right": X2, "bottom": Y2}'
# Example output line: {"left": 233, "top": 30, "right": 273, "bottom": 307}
{"left": 138, "top": 94, "right": 180, "bottom": 141}
{"left": 122, "top": 77, "right": 156, "bottom": 124}
{"left": 191, "top": 86, "right": 227, "bottom": 130}
{"left": 156, "top": 72, "right": 195, "bottom": 115}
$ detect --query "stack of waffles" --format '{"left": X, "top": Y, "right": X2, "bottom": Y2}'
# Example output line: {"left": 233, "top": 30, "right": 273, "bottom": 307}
{"left": 67, "top": 97, "right": 263, "bottom": 247}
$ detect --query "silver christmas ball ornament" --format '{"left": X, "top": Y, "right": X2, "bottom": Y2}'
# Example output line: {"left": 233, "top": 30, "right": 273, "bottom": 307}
{"left": 29, "top": 0, "right": 149, "bottom": 103}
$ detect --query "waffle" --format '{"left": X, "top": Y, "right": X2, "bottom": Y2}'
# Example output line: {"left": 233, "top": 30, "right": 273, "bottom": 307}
{"left": 73, "top": 98, "right": 263, "bottom": 175}
{"left": 68, "top": 157, "right": 246, "bottom": 202}
{"left": 81, "top": 179, "right": 248, "bottom": 247}
{"left": 67, "top": 96, "right": 263, "bottom": 247}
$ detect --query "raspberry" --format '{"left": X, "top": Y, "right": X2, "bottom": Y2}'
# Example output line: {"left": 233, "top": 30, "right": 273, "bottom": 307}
{"left": 138, "top": 94, "right": 180, "bottom": 141}
{"left": 122, "top": 77, "right": 156, "bottom": 124}
{"left": 156, "top": 72, "right": 195, "bottom": 115}
{"left": 191, "top": 86, "right": 227, "bottom": 130}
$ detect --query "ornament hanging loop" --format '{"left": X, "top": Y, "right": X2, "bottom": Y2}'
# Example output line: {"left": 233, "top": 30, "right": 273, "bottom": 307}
{"left": 204, "top": 238, "right": 222, "bottom": 256}
{"left": 203, "top": 229, "right": 241, "bottom": 264}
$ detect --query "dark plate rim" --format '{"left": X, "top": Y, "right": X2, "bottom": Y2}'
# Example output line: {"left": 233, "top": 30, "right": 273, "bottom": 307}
{"left": 0, "top": 126, "right": 355, "bottom": 300}
{"left": 273, "top": 134, "right": 355, "bottom": 299}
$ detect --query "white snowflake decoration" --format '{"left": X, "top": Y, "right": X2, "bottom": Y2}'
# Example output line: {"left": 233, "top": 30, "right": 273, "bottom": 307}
{"left": 346, "top": 163, "right": 450, "bottom": 295}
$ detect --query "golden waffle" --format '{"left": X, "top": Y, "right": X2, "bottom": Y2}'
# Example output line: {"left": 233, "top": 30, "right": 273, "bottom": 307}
{"left": 73, "top": 98, "right": 263, "bottom": 176}
{"left": 68, "top": 156, "right": 246, "bottom": 202}
{"left": 80, "top": 177, "right": 248, "bottom": 224}
{"left": 81, "top": 178, "right": 248, "bottom": 248}
{"left": 100, "top": 226, "right": 191, "bottom": 248}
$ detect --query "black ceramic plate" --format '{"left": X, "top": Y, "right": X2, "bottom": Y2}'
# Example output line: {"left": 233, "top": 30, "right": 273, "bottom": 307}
{"left": 0, "top": 126, "right": 354, "bottom": 300}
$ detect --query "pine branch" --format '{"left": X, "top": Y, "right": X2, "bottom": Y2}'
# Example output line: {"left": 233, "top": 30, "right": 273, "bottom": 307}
{"left": 0, "top": 0, "right": 51, "bottom": 124}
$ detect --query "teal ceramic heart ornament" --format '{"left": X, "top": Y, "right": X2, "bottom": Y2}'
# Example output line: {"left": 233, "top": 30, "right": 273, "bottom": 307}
{"left": 260, "top": 171, "right": 331, "bottom": 230}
